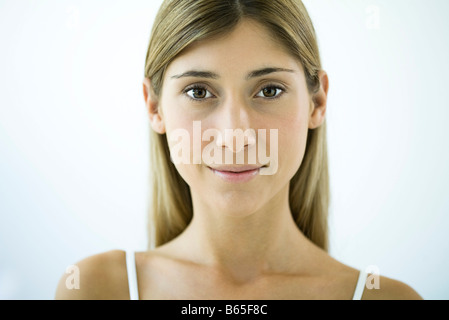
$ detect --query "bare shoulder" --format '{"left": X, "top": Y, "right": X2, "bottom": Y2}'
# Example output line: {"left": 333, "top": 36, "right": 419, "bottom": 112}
{"left": 362, "top": 275, "right": 423, "bottom": 300}
{"left": 316, "top": 250, "right": 422, "bottom": 300}
{"left": 54, "top": 250, "right": 129, "bottom": 300}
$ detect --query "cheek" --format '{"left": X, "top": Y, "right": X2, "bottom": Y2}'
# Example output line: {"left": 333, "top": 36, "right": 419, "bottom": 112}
{"left": 281, "top": 126, "right": 308, "bottom": 166}
{"left": 164, "top": 119, "right": 202, "bottom": 186}
{"left": 276, "top": 109, "right": 310, "bottom": 175}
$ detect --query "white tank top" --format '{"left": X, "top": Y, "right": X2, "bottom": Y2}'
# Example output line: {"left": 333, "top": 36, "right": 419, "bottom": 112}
{"left": 125, "top": 250, "right": 367, "bottom": 300}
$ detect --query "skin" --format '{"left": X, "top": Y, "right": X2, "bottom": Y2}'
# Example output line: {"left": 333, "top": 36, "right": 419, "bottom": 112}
{"left": 55, "top": 19, "right": 422, "bottom": 300}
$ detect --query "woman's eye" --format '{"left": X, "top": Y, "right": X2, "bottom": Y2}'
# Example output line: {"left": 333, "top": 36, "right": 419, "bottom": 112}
{"left": 256, "top": 86, "right": 284, "bottom": 98}
{"left": 185, "top": 87, "right": 213, "bottom": 100}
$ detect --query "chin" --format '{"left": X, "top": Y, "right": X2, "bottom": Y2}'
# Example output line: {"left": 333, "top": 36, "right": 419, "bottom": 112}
{"left": 210, "top": 190, "right": 266, "bottom": 218}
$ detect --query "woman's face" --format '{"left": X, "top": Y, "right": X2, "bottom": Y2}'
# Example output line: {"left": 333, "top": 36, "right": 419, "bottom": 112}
{"left": 152, "top": 19, "right": 322, "bottom": 217}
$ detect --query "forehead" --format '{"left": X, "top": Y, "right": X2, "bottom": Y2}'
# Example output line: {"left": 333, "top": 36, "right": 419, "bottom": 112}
{"left": 165, "top": 19, "right": 304, "bottom": 78}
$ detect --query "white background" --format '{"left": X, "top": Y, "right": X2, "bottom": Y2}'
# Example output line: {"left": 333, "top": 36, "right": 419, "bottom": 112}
{"left": 0, "top": 0, "right": 448, "bottom": 299}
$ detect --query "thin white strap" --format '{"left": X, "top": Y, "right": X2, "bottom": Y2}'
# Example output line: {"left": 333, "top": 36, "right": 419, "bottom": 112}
{"left": 352, "top": 270, "right": 367, "bottom": 300}
{"left": 126, "top": 251, "right": 139, "bottom": 300}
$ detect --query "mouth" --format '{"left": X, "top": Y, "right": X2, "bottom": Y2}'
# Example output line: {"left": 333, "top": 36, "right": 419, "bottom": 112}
{"left": 207, "top": 165, "right": 267, "bottom": 183}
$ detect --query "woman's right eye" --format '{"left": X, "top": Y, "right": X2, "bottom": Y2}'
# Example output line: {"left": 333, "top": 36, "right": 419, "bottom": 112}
{"left": 185, "top": 87, "right": 213, "bottom": 100}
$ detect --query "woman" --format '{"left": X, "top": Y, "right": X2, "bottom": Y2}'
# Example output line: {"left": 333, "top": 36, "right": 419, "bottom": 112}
{"left": 55, "top": 0, "right": 422, "bottom": 300}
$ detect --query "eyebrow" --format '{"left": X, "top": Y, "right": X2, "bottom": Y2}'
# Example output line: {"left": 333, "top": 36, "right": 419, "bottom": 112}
{"left": 170, "top": 67, "right": 295, "bottom": 80}
{"left": 245, "top": 67, "right": 295, "bottom": 80}
{"left": 171, "top": 70, "right": 219, "bottom": 79}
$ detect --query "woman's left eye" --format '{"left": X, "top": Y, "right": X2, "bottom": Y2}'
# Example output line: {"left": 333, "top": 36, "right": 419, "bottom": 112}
{"left": 185, "top": 87, "right": 213, "bottom": 100}
{"left": 256, "top": 86, "right": 284, "bottom": 99}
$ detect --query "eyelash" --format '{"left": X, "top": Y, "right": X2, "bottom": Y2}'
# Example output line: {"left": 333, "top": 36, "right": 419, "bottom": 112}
{"left": 183, "top": 83, "right": 286, "bottom": 102}
{"left": 255, "top": 84, "right": 286, "bottom": 100}
{"left": 183, "top": 85, "right": 214, "bottom": 101}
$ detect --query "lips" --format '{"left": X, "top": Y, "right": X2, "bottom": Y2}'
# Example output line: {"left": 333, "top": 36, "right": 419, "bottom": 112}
{"left": 207, "top": 165, "right": 266, "bottom": 183}
{"left": 208, "top": 165, "right": 263, "bottom": 173}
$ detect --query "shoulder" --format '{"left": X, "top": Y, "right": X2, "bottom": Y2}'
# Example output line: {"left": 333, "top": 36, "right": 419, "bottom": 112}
{"left": 314, "top": 252, "right": 422, "bottom": 300}
{"left": 54, "top": 249, "right": 130, "bottom": 300}
{"left": 361, "top": 274, "right": 423, "bottom": 300}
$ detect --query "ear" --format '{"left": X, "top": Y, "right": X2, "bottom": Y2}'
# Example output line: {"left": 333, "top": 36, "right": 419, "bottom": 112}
{"left": 143, "top": 77, "right": 166, "bottom": 134}
{"left": 308, "top": 71, "right": 329, "bottom": 129}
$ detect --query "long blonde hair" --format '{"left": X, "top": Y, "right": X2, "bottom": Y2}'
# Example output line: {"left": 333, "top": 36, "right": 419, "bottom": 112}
{"left": 144, "top": 0, "right": 329, "bottom": 251}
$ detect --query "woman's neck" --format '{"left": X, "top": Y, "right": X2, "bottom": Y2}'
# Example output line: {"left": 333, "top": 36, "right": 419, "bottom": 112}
{"left": 164, "top": 184, "right": 311, "bottom": 283}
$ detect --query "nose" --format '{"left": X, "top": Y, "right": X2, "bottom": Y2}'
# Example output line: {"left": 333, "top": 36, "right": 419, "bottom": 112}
{"left": 214, "top": 96, "right": 256, "bottom": 153}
